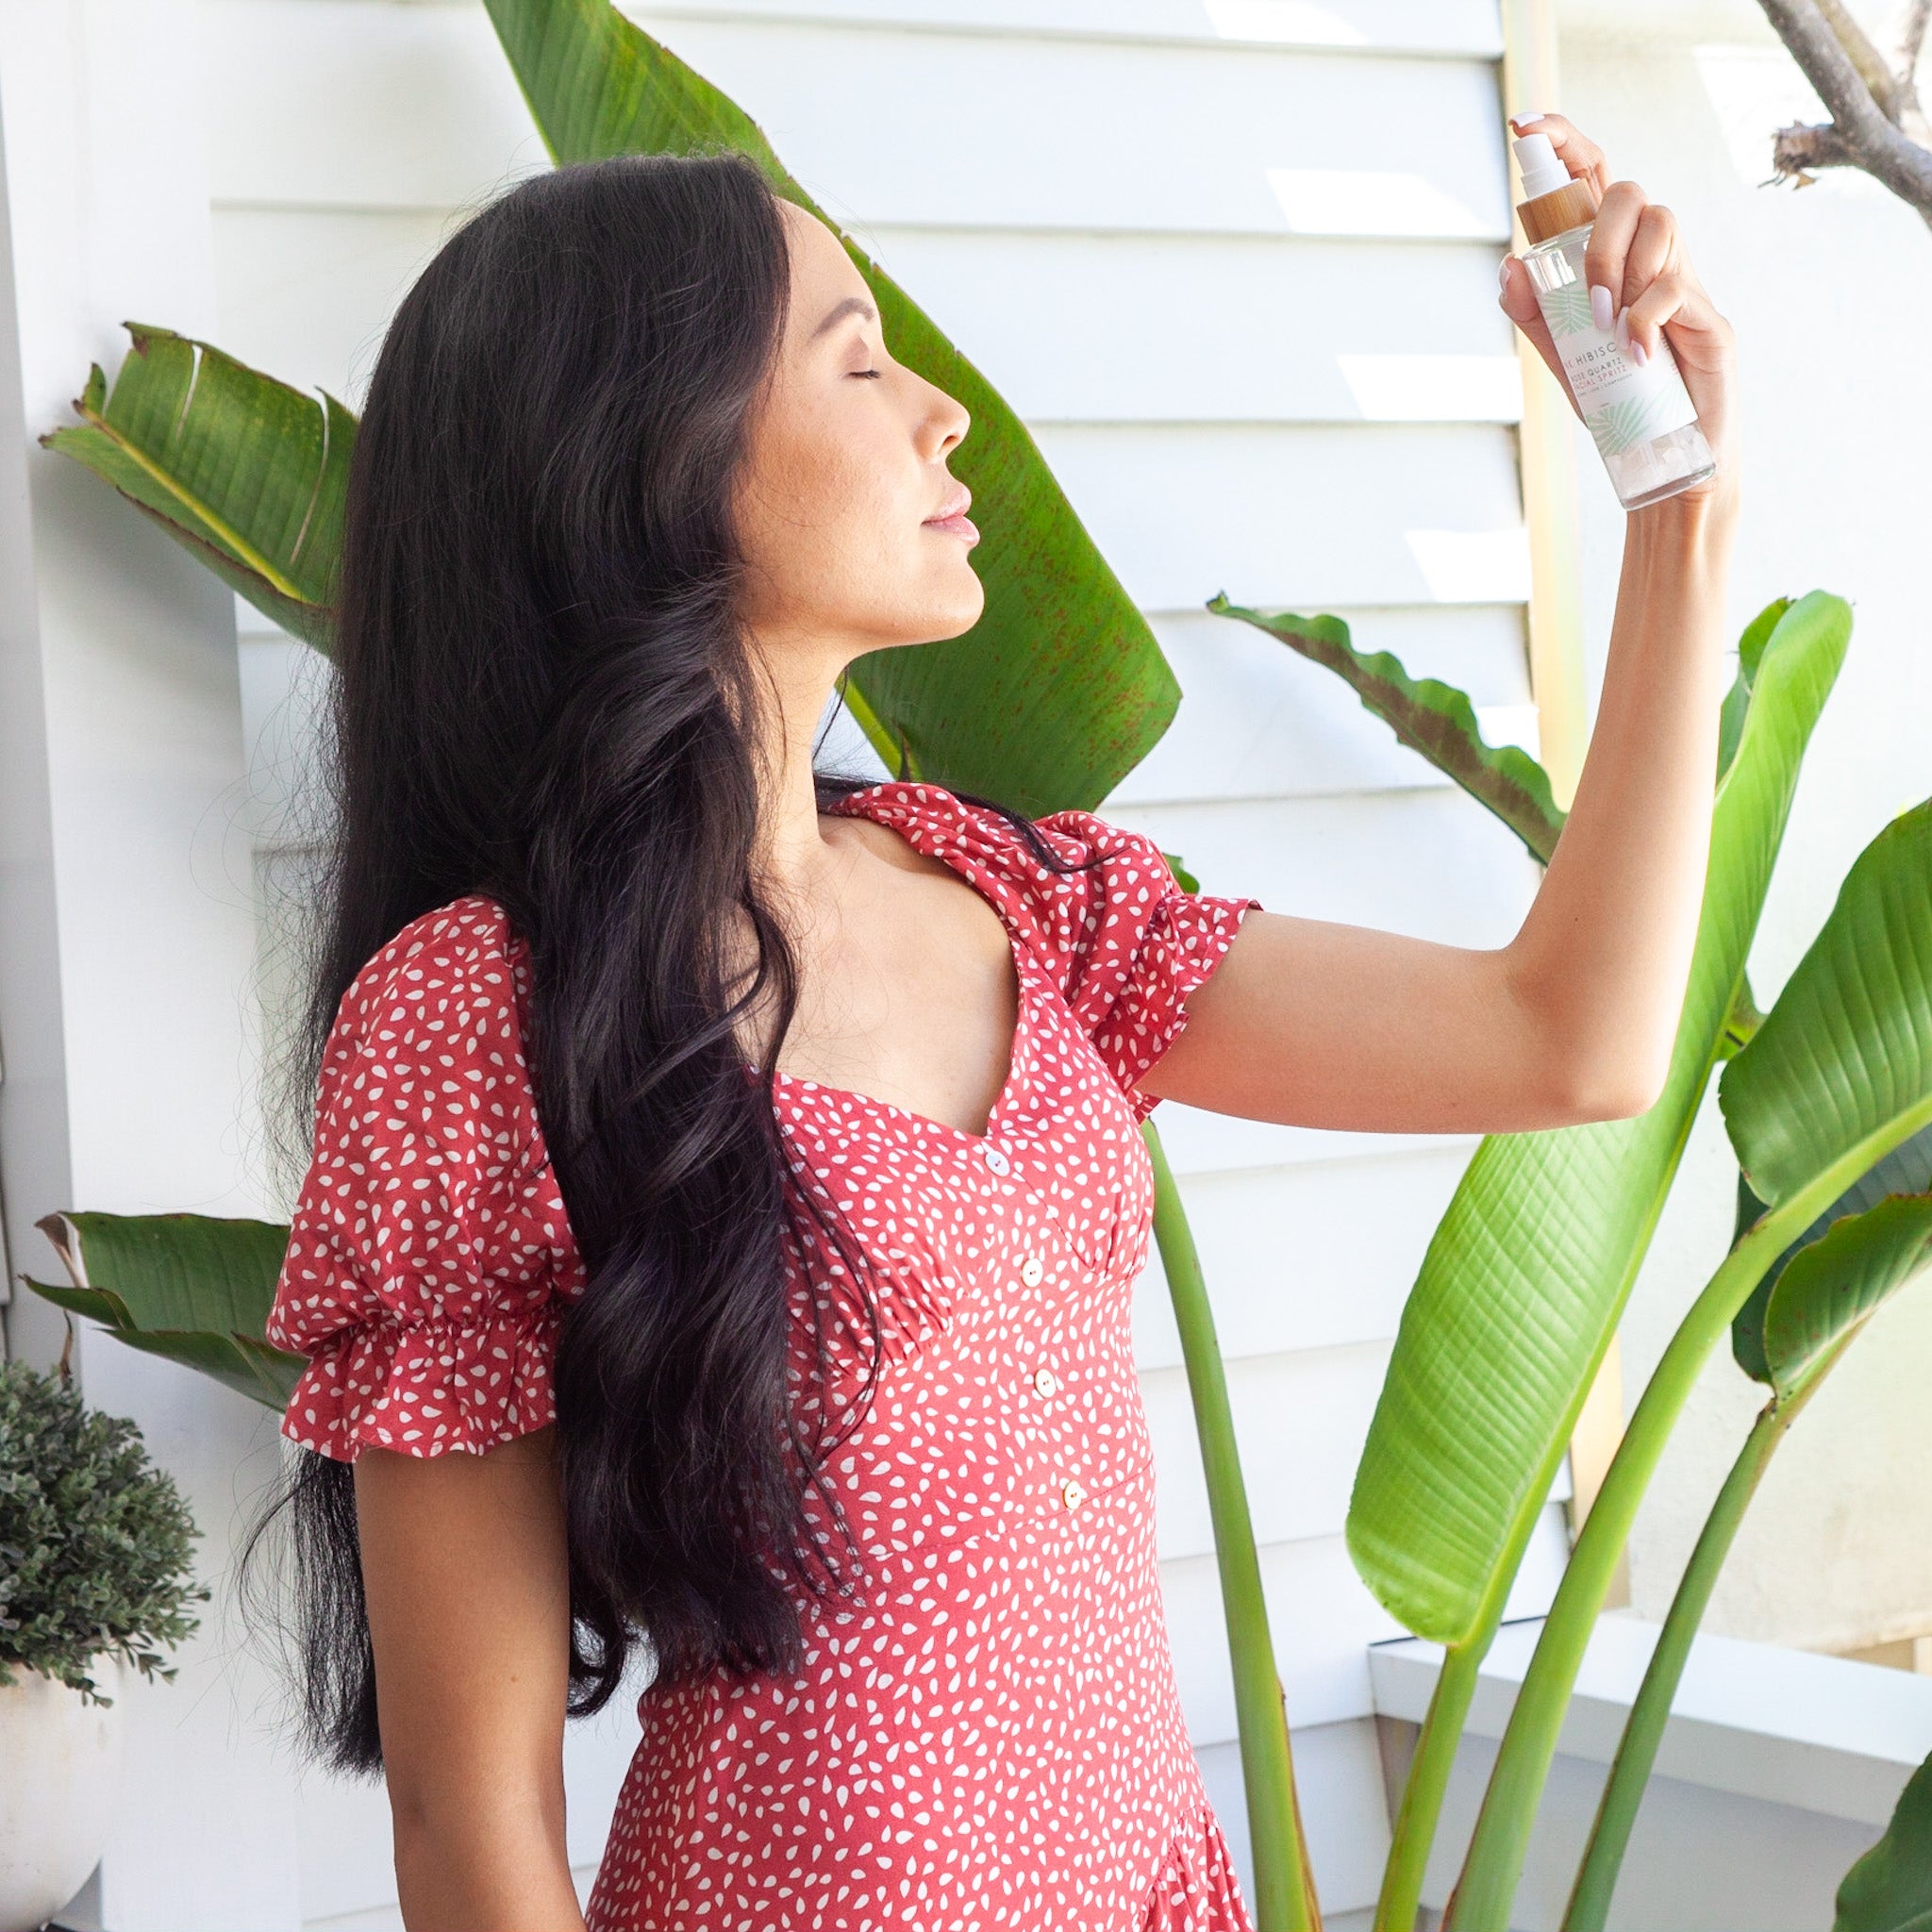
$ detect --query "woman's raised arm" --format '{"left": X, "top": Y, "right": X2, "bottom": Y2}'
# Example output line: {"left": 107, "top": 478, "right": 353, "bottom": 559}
{"left": 1137, "top": 114, "right": 1739, "bottom": 1137}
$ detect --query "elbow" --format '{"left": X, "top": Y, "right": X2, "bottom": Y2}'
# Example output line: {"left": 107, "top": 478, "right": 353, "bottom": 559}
{"left": 1552, "top": 1044, "right": 1672, "bottom": 1124}
{"left": 1505, "top": 955, "right": 1674, "bottom": 1125}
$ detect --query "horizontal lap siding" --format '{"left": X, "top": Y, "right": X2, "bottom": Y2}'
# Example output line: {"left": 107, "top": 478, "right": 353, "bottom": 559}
{"left": 214, "top": 0, "right": 1535, "bottom": 1914}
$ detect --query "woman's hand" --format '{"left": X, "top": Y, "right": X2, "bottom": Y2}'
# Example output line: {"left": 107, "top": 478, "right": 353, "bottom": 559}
{"left": 1498, "top": 111, "right": 1738, "bottom": 516}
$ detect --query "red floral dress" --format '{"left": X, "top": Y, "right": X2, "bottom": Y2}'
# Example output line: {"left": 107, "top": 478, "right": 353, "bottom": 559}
{"left": 266, "top": 779, "right": 1262, "bottom": 1932}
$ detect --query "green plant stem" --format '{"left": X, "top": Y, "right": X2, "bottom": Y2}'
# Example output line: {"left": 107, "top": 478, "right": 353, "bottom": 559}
{"left": 1144, "top": 1122, "right": 1321, "bottom": 1932}
{"left": 1561, "top": 1357, "right": 1835, "bottom": 1932}
{"left": 1445, "top": 1102, "right": 1932, "bottom": 1932}
{"left": 1372, "top": 1329, "right": 1630, "bottom": 1927}
{"left": 1374, "top": 1637, "right": 1488, "bottom": 1932}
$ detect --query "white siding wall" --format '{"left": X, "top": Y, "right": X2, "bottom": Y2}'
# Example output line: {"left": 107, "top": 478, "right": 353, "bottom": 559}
{"left": 3, "top": 0, "right": 1582, "bottom": 1921}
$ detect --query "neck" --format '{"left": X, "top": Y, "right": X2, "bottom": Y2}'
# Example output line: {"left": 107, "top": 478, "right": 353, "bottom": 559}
{"left": 745, "top": 636, "right": 849, "bottom": 894}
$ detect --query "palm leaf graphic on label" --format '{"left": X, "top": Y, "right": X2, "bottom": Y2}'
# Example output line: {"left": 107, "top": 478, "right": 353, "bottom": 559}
{"left": 1541, "top": 284, "right": 1593, "bottom": 338}
{"left": 1585, "top": 388, "right": 1690, "bottom": 457}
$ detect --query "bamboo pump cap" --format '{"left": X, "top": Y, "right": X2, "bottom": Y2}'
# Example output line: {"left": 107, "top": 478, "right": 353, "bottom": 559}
{"left": 1512, "top": 131, "right": 1597, "bottom": 243}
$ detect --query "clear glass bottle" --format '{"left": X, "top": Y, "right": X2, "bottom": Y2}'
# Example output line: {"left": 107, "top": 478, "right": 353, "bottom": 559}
{"left": 1512, "top": 131, "right": 1716, "bottom": 510}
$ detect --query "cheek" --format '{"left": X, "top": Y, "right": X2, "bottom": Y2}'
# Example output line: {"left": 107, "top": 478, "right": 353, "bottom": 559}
{"left": 756, "top": 412, "right": 909, "bottom": 587}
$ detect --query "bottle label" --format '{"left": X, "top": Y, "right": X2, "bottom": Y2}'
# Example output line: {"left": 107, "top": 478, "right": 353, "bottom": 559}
{"left": 1529, "top": 232, "right": 1700, "bottom": 459}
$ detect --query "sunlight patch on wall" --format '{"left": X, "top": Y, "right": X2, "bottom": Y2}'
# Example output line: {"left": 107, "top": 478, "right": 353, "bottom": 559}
{"left": 1404, "top": 526, "right": 1532, "bottom": 603}
{"left": 1202, "top": 0, "right": 1368, "bottom": 44}
{"left": 1337, "top": 354, "right": 1523, "bottom": 422}
{"left": 1266, "top": 168, "right": 1493, "bottom": 238}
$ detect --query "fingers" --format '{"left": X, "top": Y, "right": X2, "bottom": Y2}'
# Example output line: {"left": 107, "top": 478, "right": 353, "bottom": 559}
{"left": 1507, "top": 110, "right": 1610, "bottom": 201}
{"left": 1624, "top": 271, "right": 1731, "bottom": 369}
{"left": 1589, "top": 189, "right": 1689, "bottom": 327}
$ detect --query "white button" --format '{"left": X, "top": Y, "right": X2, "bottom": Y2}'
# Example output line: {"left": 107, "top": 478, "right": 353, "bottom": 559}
{"left": 1032, "top": 1367, "right": 1058, "bottom": 1398}
{"left": 980, "top": 1144, "right": 1011, "bottom": 1176}
{"left": 1020, "top": 1256, "right": 1044, "bottom": 1287}
{"left": 1060, "top": 1477, "right": 1086, "bottom": 1510}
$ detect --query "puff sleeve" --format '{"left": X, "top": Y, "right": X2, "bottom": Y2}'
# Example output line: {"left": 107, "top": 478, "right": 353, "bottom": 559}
{"left": 263, "top": 896, "right": 587, "bottom": 1460}
{"left": 1024, "top": 808, "right": 1261, "bottom": 1120}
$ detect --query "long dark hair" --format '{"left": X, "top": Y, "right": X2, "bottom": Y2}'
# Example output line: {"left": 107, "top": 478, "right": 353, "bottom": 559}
{"left": 237, "top": 149, "right": 1089, "bottom": 1777}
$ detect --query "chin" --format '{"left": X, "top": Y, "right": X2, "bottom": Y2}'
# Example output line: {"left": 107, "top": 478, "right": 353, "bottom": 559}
{"left": 879, "top": 582, "right": 986, "bottom": 649}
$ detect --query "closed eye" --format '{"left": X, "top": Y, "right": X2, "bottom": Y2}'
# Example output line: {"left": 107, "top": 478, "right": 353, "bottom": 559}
{"left": 851, "top": 368, "right": 883, "bottom": 380}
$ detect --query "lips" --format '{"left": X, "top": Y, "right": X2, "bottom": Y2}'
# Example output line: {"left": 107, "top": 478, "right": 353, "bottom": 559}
{"left": 923, "top": 480, "right": 977, "bottom": 542}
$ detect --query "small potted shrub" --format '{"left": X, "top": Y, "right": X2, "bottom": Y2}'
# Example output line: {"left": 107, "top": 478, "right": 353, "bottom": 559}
{"left": 0, "top": 1357, "right": 208, "bottom": 1932}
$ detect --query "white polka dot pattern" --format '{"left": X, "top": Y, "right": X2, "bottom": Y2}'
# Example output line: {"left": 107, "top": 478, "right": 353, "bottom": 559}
{"left": 266, "top": 779, "right": 1262, "bottom": 1929}
{"left": 263, "top": 904, "right": 585, "bottom": 1459}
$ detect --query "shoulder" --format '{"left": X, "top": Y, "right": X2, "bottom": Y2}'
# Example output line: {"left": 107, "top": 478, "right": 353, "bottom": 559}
{"left": 329, "top": 893, "right": 530, "bottom": 1059}
{"left": 824, "top": 779, "right": 1178, "bottom": 978}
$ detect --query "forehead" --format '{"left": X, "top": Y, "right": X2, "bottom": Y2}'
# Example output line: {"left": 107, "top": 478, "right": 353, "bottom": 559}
{"left": 776, "top": 200, "right": 871, "bottom": 323}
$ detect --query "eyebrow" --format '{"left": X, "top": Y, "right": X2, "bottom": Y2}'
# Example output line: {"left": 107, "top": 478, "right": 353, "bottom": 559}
{"left": 809, "top": 295, "right": 877, "bottom": 341}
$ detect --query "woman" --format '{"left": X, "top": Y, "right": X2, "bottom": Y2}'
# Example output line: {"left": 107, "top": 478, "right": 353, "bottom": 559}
{"left": 257, "top": 111, "right": 1734, "bottom": 1930}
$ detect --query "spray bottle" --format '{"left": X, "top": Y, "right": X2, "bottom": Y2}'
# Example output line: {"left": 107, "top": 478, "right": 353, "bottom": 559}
{"left": 1512, "top": 131, "right": 1716, "bottom": 510}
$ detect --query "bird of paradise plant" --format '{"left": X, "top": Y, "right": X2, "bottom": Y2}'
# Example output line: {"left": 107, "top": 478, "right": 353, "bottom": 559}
{"left": 25, "top": 3, "right": 1932, "bottom": 1927}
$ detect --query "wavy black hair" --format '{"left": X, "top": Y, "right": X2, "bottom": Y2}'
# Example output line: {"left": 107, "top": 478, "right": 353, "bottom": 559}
{"left": 236, "top": 149, "right": 1090, "bottom": 1776}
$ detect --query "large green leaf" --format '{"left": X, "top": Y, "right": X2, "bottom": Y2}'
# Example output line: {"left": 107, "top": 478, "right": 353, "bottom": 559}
{"left": 1205, "top": 594, "right": 1566, "bottom": 865}
{"left": 1760, "top": 1191, "right": 1932, "bottom": 1400}
{"left": 483, "top": 0, "right": 1176, "bottom": 817}
{"left": 39, "top": 327, "right": 350, "bottom": 652}
{"left": 1837, "top": 1746, "right": 1932, "bottom": 1932}
{"left": 1723, "top": 795, "right": 1932, "bottom": 1209}
{"left": 1346, "top": 591, "right": 1851, "bottom": 1645}
{"left": 1731, "top": 1123, "right": 1932, "bottom": 1383}
{"left": 23, "top": 1210, "right": 300, "bottom": 1409}
{"left": 1714, "top": 596, "right": 1791, "bottom": 785}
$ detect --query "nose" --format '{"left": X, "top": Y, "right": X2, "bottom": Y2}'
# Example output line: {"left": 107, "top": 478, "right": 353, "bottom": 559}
{"left": 916, "top": 373, "right": 970, "bottom": 462}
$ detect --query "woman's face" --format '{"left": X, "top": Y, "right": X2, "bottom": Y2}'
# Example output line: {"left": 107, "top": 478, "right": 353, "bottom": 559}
{"left": 733, "top": 199, "right": 983, "bottom": 666}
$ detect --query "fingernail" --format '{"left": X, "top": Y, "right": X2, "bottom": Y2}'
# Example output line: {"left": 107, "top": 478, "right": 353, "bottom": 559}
{"left": 1590, "top": 284, "right": 1614, "bottom": 331}
{"left": 1614, "top": 303, "right": 1631, "bottom": 343}
{"left": 1510, "top": 109, "right": 1544, "bottom": 129}
{"left": 1629, "top": 336, "right": 1648, "bottom": 366}
{"left": 1499, "top": 256, "right": 1513, "bottom": 290}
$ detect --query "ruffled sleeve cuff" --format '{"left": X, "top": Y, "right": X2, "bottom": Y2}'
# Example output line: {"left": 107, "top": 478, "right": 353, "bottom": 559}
{"left": 265, "top": 897, "right": 587, "bottom": 1463}
{"left": 279, "top": 1297, "right": 565, "bottom": 1461}
{"left": 1091, "top": 888, "right": 1261, "bottom": 1123}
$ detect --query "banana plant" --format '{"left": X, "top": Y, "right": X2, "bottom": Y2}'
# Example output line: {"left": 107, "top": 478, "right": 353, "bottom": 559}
{"left": 1446, "top": 791, "right": 1932, "bottom": 1927}
{"left": 1564, "top": 1125, "right": 1932, "bottom": 1929}
{"left": 1324, "top": 590, "right": 1847, "bottom": 1931}
{"left": 1179, "top": 591, "right": 1932, "bottom": 1926}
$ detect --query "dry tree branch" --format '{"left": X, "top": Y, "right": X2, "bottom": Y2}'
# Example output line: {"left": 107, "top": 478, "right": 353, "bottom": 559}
{"left": 1902, "top": 0, "right": 1930, "bottom": 113}
{"left": 1814, "top": 0, "right": 1907, "bottom": 116}
{"left": 1757, "top": 0, "right": 1932, "bottom": 226}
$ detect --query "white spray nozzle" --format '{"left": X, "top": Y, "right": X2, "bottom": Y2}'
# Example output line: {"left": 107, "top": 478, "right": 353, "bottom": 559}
{"left": 1512, "top": 132, "right": 1570, "bottom": 201}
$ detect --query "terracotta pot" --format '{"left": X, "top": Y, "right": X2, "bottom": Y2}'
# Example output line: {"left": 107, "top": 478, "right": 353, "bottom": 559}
{"left": 0, "top": 1656, "right": 124, "bottom": 1932}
